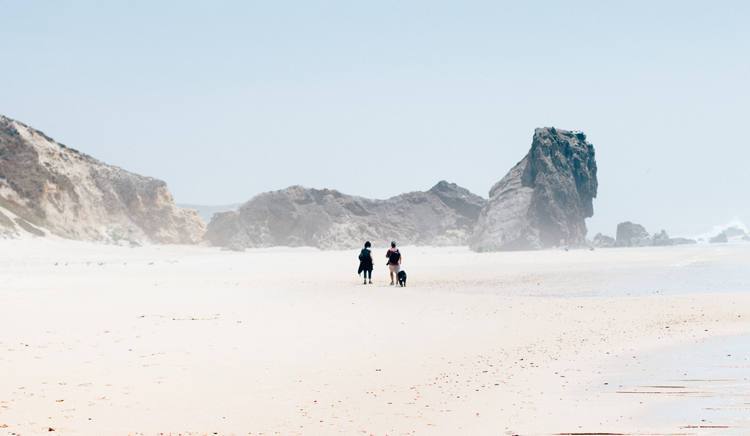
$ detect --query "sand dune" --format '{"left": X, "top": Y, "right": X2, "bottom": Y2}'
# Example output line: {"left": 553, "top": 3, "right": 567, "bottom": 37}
{"left": 2, "top": 238, "right": 749, "bottom": 435}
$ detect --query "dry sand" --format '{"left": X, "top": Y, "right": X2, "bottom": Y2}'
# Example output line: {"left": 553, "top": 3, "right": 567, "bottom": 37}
{"left": 1, "top": 237, "right": 749, "bottom": 435}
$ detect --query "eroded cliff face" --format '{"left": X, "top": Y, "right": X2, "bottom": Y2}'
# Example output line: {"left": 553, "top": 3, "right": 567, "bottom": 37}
{"left": 0, "top": 115, "right": 205, "bottom": 244}
{"left": 470, "top": 127, "right": 598, "bottom": 251}
{"left": 205, "top": 181, "right": 487, "bottom": 250}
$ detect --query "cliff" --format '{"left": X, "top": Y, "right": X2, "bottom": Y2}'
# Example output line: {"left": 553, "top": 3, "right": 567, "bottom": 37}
{"left": 204, "top": 181, "right": 486, "bottom": 250}
{"left": 470, "top": 127, "right": 598, "bottom": 251}
{"left": 0, "top": 115, "right": 205, "bottom": 244}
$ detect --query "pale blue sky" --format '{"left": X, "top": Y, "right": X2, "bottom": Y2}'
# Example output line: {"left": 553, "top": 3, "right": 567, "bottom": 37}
{"left": 1, "top": 1, "right": 748, "bottom": 237}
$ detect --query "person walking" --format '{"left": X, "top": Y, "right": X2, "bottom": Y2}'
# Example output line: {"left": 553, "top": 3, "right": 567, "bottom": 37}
{"left": 358, "top": 241, "right": 374, "bottom": 284}
{"left": 385, "top": 241, "right": 402, "bottom": 285}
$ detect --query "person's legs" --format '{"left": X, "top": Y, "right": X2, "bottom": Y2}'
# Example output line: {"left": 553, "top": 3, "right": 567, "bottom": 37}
{"left": 389, "top": 264, "right": 395, "bottom": 284}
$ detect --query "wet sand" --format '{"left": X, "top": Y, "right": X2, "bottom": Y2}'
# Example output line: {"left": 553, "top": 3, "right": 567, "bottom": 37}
{"left": 603, "top": 334, "right": 750, "bottom": 434}
{"left": 1, "top": 238, "right": 749, "bottom": 435}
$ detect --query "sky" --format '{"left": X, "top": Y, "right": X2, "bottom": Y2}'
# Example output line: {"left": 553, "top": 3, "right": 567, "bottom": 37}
{"left": 1, "top": 1, "right": 748, "bottom": 238}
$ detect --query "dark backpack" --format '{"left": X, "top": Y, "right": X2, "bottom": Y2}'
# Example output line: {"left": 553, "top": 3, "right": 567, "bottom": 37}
{"left": 359, "top": 248, "right": 370, "bottom": 261}
{"left": 388, "top": 249, "right": 400, "bottom": 264}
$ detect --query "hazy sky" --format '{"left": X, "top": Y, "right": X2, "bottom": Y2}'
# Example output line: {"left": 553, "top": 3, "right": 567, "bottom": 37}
{"left": 1, "top": 1, "right": 748, "bottom": 237}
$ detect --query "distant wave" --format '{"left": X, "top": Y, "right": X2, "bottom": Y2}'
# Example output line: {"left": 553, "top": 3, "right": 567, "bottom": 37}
{"left": 687, "top": 218, "right": 747, "bottom": 242}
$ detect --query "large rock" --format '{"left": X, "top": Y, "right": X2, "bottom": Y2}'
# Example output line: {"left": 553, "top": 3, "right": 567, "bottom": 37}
{"left": 205, "top": 181, "right": 487, "bottom": 250}
{"left": 724, "top": 226, "right": 746, "bottom": 238}
{"left": 616, "top": 222, "right": 651, "bottom": 247}
{"left": 651, "top": 230, "right": 697, "bottom": 246}
{"left": 0, "top": 115, "right": 205, "bottom": 244}
{"left": 709, "top": 232, "right": 728, "bottom": 243}
{"left": 671, "top": 237, "right": 697, "bottom": 245}
{"left": 652, "top": 230, "right": 674, "bottom": 246}
{"left": 470, "top": 127, "right": 598, "bottom": 251}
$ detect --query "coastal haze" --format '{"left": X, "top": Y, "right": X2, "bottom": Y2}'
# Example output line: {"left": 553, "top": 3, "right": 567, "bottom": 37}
{"left": 1, "top": 2, "right": 748, "bottom": 237}
{"left": 2, "top": 2, "right": 750, "bottom": 435}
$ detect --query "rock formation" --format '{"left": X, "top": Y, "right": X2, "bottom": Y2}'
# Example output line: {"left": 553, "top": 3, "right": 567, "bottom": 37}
{"left": 614, "top": 224, "right": 696, "bottom": 247}
{"left": 0, "top": 115, "right": 205, "bottom": 244}
{"left": 204, "top": 181, "right": 486, "bottom": 250}
{"left": 616, "top": 222, "right": 651, "bottom": 246}
{"left": 652, "top": 230, "right": 673, "bottom": 246}
{"left": 709, "top": 232, "right": 728, "bottom": 243}
{"left": 671, "top": 237, "right": 697, "bottom": 245}
{"left": 724, "top": 226, "right": 746, "bottom": 238}
{"left": 470, "top": 127, "right": 598, "bottom": 251}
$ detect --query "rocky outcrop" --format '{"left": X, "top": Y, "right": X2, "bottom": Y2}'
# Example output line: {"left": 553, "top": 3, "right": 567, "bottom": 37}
{"left": 0, "top": 115, "right": 205, "bottom": 244}
{"left": 204, "top": 181, "right": 486, "bottom": 250}
{"left": 652, "top": 230, "right": 673, "bottom": 246}
{"left": 592, "top": 233, "right": 616, "bottom": 248}
{"left": 724, "top": 226, "right": 746, "bottom": 238}
{"left": 470, "top": 127, "right": 597, "bottom": 251}
{"left": 616, "top": 222, "right": 651, "bottom": 247}
{"left": 615, "top": 224, "right": 697, "bottom": 247}
{"left": 709, "top": 232, "right": 728, "bottom": 243}
{"left": 706, "top": 228, "right": 747, "bottom": 244}
{"left": 671, "top": 237, "right": 697, "bottom": 245}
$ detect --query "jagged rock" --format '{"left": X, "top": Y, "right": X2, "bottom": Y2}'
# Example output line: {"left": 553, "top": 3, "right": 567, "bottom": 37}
{"left": 742, "top": 235, "right": 750, "bottom": 242}
{"left": 470, "top": 127, "right": 597, "bottom": 251}
{"left": 652, "top": 230, "right": 675, "bottom": 246}
{"left": 0, "top": 114, "right": 205, "bottom": 243}
{"left": 709, "top": 232, "right": 728, "bottom": 243}
{"left": 671, "top": 237, "right": 697, "bottom": 245}
{"left": 724, "top": 226, "right": 746, "bottom": 238}
{"left": 205, "top": 181, "right": 487, "bottom": 250}
{"left": 616, "top": 222, "right": 651, "bottom": 247}
{"left": 592, "top": 233, "right": 615, "bottom": 248}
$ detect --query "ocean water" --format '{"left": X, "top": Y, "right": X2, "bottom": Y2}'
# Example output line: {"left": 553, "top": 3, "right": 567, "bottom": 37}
{"left": 486, "top": 260, "right": 750, "bottom": 299}
{"left": 591, "top": 262, "right": 750, "bottom": 298}
{"left": 688, "top": 219, "right": 748, "bottom": 243}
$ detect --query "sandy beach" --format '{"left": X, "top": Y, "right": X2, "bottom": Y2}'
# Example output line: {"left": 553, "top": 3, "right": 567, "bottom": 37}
{"left": 2, "top": 238, "right": 750, "bottom": 435}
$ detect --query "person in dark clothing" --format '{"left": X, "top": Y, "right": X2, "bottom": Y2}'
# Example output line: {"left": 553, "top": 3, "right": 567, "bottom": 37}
{"left": 386, "top": 241, "right": 402, "bottom": 286}
{"left": 358, "top": 241, "right": 374, "bottom": 284}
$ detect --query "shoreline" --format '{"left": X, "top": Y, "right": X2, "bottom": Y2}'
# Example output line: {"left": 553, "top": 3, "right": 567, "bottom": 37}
{"left": 1, "top": 239, "right": 749, "bottom": 435}
{"left": 605, "top": 332, "right": 750, "bottom": 433}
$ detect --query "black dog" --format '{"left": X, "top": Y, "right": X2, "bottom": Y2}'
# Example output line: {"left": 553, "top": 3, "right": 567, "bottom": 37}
{"left": 397, "top": 270, "right": 407, "bottom": 287}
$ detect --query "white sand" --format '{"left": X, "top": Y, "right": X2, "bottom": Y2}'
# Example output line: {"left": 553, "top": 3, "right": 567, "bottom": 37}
{"left": 2, "top": 238, "right": 749, "bottom": 435}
